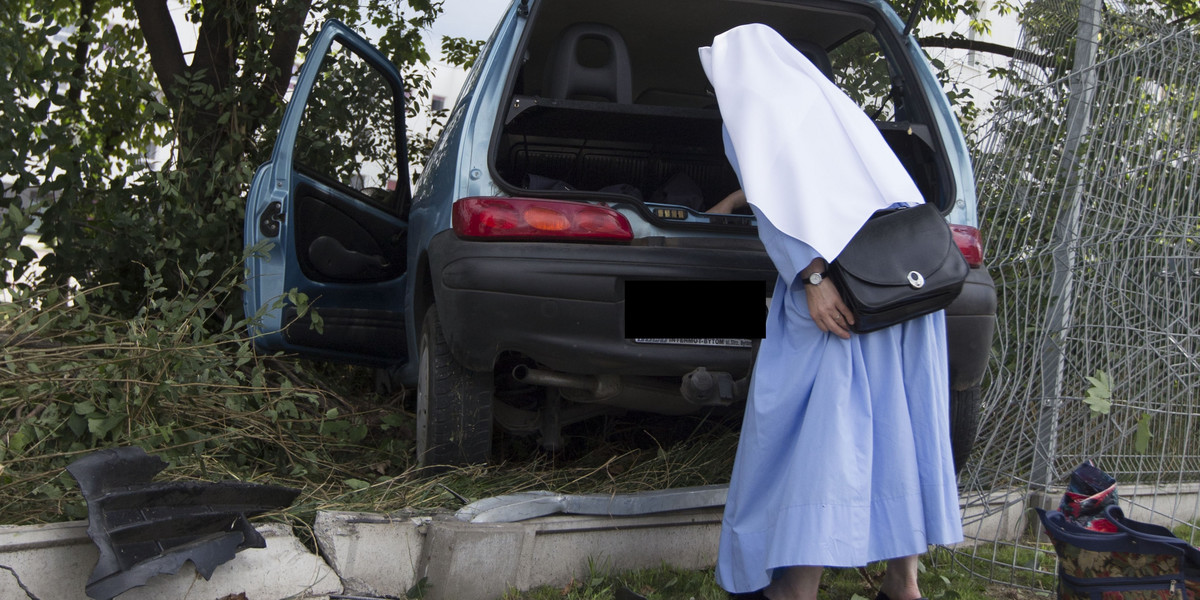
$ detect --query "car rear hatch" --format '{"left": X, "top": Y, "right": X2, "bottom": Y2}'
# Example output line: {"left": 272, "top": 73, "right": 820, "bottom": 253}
{"left": 484, "top": 0, "right": 963, "bottom": 234}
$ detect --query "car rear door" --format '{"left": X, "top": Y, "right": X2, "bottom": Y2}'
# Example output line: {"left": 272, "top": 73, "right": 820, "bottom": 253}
{"left": 243, "top": 20, "right": 411, "bottom": 366}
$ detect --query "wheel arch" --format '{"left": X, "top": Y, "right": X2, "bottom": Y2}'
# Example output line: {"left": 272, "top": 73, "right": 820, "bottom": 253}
{"left": 412, "top": 250, "right": 436, "bottom": 342}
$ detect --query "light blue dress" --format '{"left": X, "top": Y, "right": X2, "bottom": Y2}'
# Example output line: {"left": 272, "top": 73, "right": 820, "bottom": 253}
{"left": 715, "top": 207, "right": 964, "bottom": 593}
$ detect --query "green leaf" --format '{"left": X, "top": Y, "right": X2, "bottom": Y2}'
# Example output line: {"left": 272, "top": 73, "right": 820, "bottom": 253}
{"left": 320, "top": 420, "right": 349, "bottom": 436}
{"left": 405, "top": 577, "right": 429, "bottom": 599}
{"left": 67, "top": 413, "right": 88, "bottom": 437}
{"left": 1135, "top": 412, "right": 1153, "bottom": 454}
{"left": 39, "top": 483, "right": 63, "bottom": 500}
{"left": 1083, "top": 370, "right": 1113, "bottom": 415}
{"left": 344, "top": 478, "right": 370, "bottom": 490}
{"left": 88, "top": 414, "right": 125, "bottom": 438}
{"left": 279, "top": 400, "right": 298, "bottom": 418}
{"left": 6, "top": 426, "right": 33, "bottom": 454}
{"left": 381, "top": 413, "right": 406, "bottom": 430}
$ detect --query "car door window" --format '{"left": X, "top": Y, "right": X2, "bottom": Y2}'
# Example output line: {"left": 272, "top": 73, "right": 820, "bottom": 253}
{"left": 294, "top": 39, "right": 402, "bottom": 210}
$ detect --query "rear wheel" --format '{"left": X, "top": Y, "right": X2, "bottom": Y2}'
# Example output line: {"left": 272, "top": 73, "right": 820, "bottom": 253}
{"left": 416, "top": 305, "right": 493, "bottom": 468}
{"left": 949, "top": 385, "right": 982, "bottom": 474}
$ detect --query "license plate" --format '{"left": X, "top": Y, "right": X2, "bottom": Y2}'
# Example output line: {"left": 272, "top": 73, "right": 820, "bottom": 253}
{"left": 633, "top": 338, "right": 752, "bottom": 348}
{"left": 624, "top": 280, "right": 767, "bottom": 340}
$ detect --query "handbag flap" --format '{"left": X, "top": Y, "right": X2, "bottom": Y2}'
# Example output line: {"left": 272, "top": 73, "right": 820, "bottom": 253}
{"left": 834, "top": 204, "right": 960, "bottom": 286}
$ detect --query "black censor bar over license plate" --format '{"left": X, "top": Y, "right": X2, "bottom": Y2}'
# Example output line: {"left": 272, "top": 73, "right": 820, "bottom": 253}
{"left": 624, "top": 280, "right": 767, "bottom": 341}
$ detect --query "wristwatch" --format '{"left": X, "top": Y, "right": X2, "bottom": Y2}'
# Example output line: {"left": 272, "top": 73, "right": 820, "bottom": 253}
{"left": 804, "top": 271, "right": 826, "bottom": 286}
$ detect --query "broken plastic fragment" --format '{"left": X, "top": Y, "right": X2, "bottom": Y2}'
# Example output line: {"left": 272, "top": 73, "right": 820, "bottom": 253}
{"left": 66, "top": 447, "right": 299, "bottom": 600}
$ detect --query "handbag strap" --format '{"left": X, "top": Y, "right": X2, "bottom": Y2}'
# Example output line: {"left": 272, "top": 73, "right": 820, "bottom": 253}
{"left": 1105, "top": 506, "right": 1200, "bottom": 567}
{"left": 1038, "top": 508, "right": 1189, "bottom": 558}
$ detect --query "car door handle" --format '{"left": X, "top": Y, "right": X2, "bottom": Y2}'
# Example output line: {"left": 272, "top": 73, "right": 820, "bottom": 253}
{"left": 308, "top": 235, "right": 390, "bottom": 279}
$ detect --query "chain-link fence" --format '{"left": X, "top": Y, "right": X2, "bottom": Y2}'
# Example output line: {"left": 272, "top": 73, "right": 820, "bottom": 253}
{"left": 932, "top": 0, "right": 1200, "bottom": 589}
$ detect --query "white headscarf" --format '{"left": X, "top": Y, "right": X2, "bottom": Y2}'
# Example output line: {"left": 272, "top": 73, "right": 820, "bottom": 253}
{"left": 698, "top": 23, "right": 924, "bottom": 260}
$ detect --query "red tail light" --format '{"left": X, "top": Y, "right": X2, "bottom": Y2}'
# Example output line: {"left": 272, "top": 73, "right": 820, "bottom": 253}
{"left": 950, "top": 224, "right": 984, "bottom": 268}
{"left": 452, "top": 197, "right": 634, "bottom": 242}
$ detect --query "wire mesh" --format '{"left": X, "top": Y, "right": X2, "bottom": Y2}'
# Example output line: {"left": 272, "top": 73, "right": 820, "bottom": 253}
{"left": 942, "top": 0, "right": 1200, "bottom": 589}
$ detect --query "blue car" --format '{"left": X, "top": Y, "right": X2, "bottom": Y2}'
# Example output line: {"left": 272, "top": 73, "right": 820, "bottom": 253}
{"left": 244, "top": 0, "right": 996, "bottom": 468}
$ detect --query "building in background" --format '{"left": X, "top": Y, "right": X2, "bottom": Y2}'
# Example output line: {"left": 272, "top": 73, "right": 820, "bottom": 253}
{"left": 921, "top": 3, "right": 1023, "bottom": 134}
{"left": 406, "top": 58, "right": 473, "bottom": 180}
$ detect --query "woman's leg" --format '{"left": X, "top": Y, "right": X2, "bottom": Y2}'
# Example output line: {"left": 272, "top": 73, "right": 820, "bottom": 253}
{"left": 764, "top": 566, "right": 823, "bottom": 600}
{"left": 877, "top": 555, "right": 923, "bottom": 600}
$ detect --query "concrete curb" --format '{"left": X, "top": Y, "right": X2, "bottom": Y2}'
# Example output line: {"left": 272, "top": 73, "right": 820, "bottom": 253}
{"left": 0, "top": 507, "right": 724, "bottom": 600}
{"left": 0, "top": 493, "right": 1014, "bottom": 600}
{"left": 314, "top": 510, "right": 431, "bottom": 596}
{"left": 2, "top": 483, "right": 1193, "bottom": 600}
{"left": 0, "top": 520, "right": 340, "bottom": 600}
{"left": 327, "top": 507, "right": 723, "bottom": 600}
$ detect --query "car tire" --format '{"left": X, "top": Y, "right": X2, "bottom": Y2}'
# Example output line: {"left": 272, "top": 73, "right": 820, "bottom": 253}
{"left": 949, "top": 385, "right": 981, "bottom": 474}
{"left": 416, "top": 305, "right": 494, "bottom": 468}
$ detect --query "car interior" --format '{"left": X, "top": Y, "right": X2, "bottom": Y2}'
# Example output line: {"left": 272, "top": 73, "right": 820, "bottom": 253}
{"left": 492, "top": 0, "right": 948, "bottom": 217}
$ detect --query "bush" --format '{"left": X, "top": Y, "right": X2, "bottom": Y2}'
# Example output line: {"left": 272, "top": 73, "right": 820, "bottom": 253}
{"left": 0, "top": 255, "right": 413, "bottom": 524}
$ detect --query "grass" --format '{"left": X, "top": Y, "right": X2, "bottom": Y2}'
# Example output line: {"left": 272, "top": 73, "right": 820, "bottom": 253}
{"left": 0, "top": 281, "right": 1166, "bottom": 600}
{"left": 291, "top": 406, "right": 743, "bottom": 516}
{"left": 0, "top": 278, "right": 742, "bottom": 528}
{"left": 1173, "top": 517, "right": 1200, "bottom": 546}
{"left": 500, "top": 548, "right": 1057, "bottom": 599}
{"left": 0, "top": 305, "right": 1062, "bottom": 600}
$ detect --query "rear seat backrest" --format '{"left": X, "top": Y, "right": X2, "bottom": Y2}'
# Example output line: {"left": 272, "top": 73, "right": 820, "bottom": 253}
{"left": 793, "top": 39, "right": 835, "bottom": 83}
{"left": 543, "top": 23, "right": 633, "bottom": 103}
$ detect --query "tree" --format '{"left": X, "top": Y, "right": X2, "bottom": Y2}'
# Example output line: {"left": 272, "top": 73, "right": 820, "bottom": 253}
{"left": 899, "top": 0, "right": 1200, "bottom": 133}
{"left": 1, "top": 0, "right": 443, "bottom": 316}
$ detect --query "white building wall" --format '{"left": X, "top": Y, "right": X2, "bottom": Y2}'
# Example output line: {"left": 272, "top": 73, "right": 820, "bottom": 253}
{"left": 921, "top": 2, "right": 1023, "bottom": 131}
{"left": 411, "top": 60, "right": 473, "bottom": 136}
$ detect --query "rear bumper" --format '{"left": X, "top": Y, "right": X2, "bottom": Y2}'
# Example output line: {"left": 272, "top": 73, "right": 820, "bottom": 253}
{"left": 427, "top": 231, "right": 776, "bottom": 375}
{"left": 945, "top": 266, "right": 997, "bottom": 390}
{"left": 428, "top": 230, "right": 997, "bottom": 389}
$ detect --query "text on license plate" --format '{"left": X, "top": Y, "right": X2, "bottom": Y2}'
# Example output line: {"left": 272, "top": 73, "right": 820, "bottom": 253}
{"left": 633, "top": 338, "right": 752, "bottom": 348}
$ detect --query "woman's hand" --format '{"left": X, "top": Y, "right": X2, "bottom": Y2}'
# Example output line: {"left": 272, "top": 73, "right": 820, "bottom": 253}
{"left": 806, "top": 280, "right": 854, "bottom": 339}
{"left": 801, "top": 258, "right": 854, "bottom": 339}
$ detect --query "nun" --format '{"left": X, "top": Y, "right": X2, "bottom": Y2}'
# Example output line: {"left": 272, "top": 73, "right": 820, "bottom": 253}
{"left": 698, "top": 24, "right": 963, "bottom": 600}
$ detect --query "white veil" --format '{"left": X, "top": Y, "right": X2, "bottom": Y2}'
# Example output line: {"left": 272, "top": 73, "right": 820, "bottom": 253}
{"left": 698, "top": 23, "right": 924, "bottom": 260}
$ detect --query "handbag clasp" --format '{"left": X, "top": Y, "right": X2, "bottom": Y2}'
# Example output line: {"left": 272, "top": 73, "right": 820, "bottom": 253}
{"left": 907, "top": 271, "right": 925, "bottom": 289}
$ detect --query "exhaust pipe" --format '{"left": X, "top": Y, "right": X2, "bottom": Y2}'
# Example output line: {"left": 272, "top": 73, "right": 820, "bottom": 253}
{"left": 512, "top": 366, "right": 621, "bottom": 400}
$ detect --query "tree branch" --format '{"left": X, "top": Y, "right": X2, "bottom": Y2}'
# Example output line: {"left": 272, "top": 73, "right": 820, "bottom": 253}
{"left": 1169, "top": 7, "right": 1200, "bottom": 24}
{"left": 919, "top": 35, "right": 1056, "bottom": 67}
{"left": 191, "top": 0, "right": 235, "bottom": 91}
{"left": 67, "top": 0, "right": 96, "bottom": 106}
{"left": 0, "top": 327, "right": 64, "bottom": 350}
{"left": 132, "top": 0, "right": 188, "bottom": 104}
{"left": 266, "top": 0, "right": 312, "bottom": 100}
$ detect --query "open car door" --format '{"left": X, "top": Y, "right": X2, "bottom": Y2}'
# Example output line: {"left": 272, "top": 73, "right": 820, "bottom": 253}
{"left": 244, "top": 20, "right": 411, "bottom": 366}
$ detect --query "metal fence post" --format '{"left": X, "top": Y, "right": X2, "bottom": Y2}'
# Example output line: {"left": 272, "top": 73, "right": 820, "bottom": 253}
{"left": 1030, "top": 0, "right": 1104, "bottom": 491}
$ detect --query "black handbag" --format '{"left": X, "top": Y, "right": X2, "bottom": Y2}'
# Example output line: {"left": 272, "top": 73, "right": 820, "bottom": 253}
{"left": 828, "top": 203, "right": 968, "bottom": 333}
